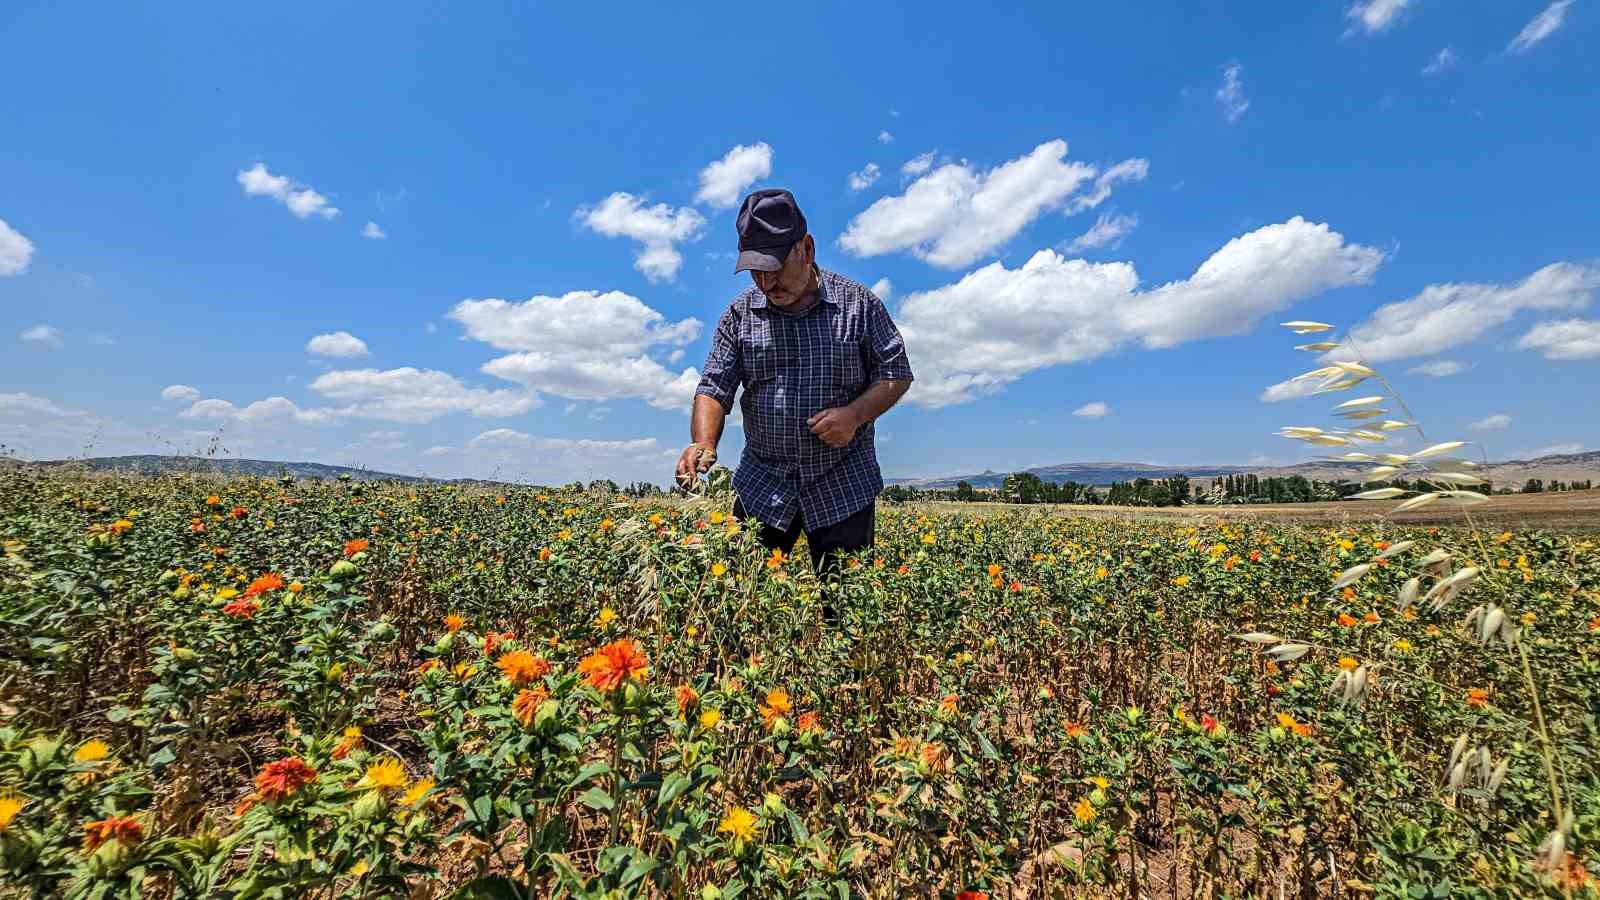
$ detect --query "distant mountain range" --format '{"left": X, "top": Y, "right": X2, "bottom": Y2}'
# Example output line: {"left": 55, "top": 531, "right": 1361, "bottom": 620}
{"left": 16, "top": 455, "right": 442, "bottom": 484}
{"left": 887, "top": 450, "right": 1600, "bottom": 490}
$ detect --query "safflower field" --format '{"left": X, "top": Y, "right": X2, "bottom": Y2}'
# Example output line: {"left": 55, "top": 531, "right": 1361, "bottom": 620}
{"left": 1, "top": 467, "right": 1597, "bottom": 898}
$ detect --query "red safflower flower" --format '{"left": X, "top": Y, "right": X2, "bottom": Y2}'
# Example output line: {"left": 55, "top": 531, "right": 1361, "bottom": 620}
{"left": 189, "top": 518, "right": 206, "bottom": 533}
{"left": 676, "top": 684, "right": 699, "bottom": 713}
{"left": 230, "top": 506, "right": 248, "bottom": 519}
{"left": 343, "top": 538, "right": 370, "bottom": 557}
{"left": 577, "top": 638, "right": 649, "bottom": 692}
{"left": 255, "top": 757, "right": 318, "bottom": 803}
{"left": 82, "top": 816, "right": 143, "bottom": 850}
{"left": 797, "top": 710, "right": 822, "bottom": 734}
{"left": 496, "top": 649, "right": 552, "bottom": 686}
{"left": 1249, "top": 549, "right": 1262, "bottom": 562}
{"left": 957, "top": 892, "right": 989, "bottom": 900}
{"left": 222, "top": 598, "right": 260, "bottom": 620}
{"left": 482, "top": 630, "right": 515, "bottom": 657}
{"left": 512, "top": 686, "right": 550, "bottom": 727}
{"left": 243, "top": 572, "right": 284, "bottom": 598}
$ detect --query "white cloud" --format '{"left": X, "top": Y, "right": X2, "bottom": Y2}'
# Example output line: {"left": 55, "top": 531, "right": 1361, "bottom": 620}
{"left": 1346, "top": 0, "right": 1410, "bottom": 34}
{"left": 577, "top": 193, "right": 705, "bottom": 283}
{"left": 1508, "top": 0, "right": 1574, "bottom": 53}
{"left": 306, "top": 331, "right": 371, "bottom": 358}
{"left": 848, "top": 162, "right": 881, "bottom": 192}
{"left": 1065, "top": 160, "right": 1149, "bottom": 215}
{"left": 1516, "top": 318, "right": 1600, "bottom": 359}
{"left": 1073, "top": 401, "right": 1110, "bottom": 418}
{"left": 899, "top": 217, "right": 1382, "bottom": 407}
{"left": 694, "top": 142, "right": 773, "bottom": 208}
{"left": 0, "top": 392, "right": 79, "bottom": 417}
{"left": 181, "top": 396, "right": 337, "bottom": 424}
{"left": 236, "top": 163, "right": 340, "bottom": 220}
{"left": 1063, "top": 213, "right": 1138, "bottom": 253}
{"left": 309, "top": 368, "right": 538, "bottom": 423}
{"left": 422, "top": 445, "right": 454, "bottom": 457}
{"left": 870, "top": 278, "right": 893, "bottom": 300}
{"left": 1469, "top": 413, "right": 1512, "bottom": 431}
{"left": 1331, "top": 262, "right": 1600, "bottom": 363}
{"left": 1422, "top": 47, "right": 1458, "bottom": 75}
{"left": 1517, "top": 442, "right": 1584, "bottom": 459}
{"left": 1216, "top": 63, "right": 1249, "bottom": 123}
{"left": 450, "top": 290, "right": 703, "bottom": 410}
{"left": 466, "top": 428, "right": 658, "bottom": 455}
{"left": 0, "top": 217, "right": 35, "bottom": 276}
{"left": 1406, "top": 359, "right": 1469, "bottom": 377}
{"left": 878, "top": 130, "right": 894, "bottom": 144}
{"left": 362, "top": 221, "right": 387, "bottom": 239}
{"left": 161, "top": 384, "right": 201, "bottom": 401}
{"left": 900, "top": 151, "right": 936, "bottom": 177}
{"left": 20, "top": 324, "right": 62, "bottom": 345}
{"left": 1259, "top": 374, "right": 1327, "bottom": 403}
{"left": 840, "top": 139, "right": 1146, "bottom": 269}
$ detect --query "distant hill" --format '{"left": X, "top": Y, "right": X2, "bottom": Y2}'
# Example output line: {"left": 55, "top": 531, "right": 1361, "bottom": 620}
{"left": 889, "top": 451, "right": 1600, "bottom": 490}
{"left": 24, "top": 455, "right": 439, "bottom": 484}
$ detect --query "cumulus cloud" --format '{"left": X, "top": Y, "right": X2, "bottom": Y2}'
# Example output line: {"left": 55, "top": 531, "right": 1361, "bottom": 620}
{"left": 1259, "top": 374, "right": 1328, "bottom": 403}
{"left": 1073, "top": 401, "right": 1110, "bottom": 418}
{"left": 1508, "top": 0, "right": 1574, "bottom": 53}
{"left": 577, "top": 193, "right": 705, "bottom": 283}
{"left": 1406, "top": 359, "right": 1469, "bottom": 377}
{"left": 1516, "top": 318, "right": 1600, "bottom": 359}
{"left": 362, "top": 221, "right": 387, "bottom": 239}
{"left": 0, "top": 392, "right": 79, "bottom": 417}
{"left": 0, "top": 217, "right": 35, "bottom": 276}
{"left": 900, "top": 151, "right": 936, "bottom": 177}
{"left": 1346, "top": 0, "right": 1410, "bottom": 34}
{"left": 840, "top": 140, "right": 1145, "bottom": 269}
{"left": 870, "top": 278, "right": 892, "bottom": 300}
{"left": 1063, "top": 213, "right": 1138, "bottom": 253}
{"left": 1423, "top": 47, "right": 1457, "bottom": 76}
{"left": 309, "top": 368, "right": 538, "bottom": 423}
{"left": 306, "top": 331, "right": 371, "bottom": 358}
{"left": 695, "top": 142, "right": 773, "bottom": 208}
{"left": 1517, "top": 442, "right": 1584, "bottom": 459}
{"left": 878, "top": 130, "right": 894, "bottom": 144}
{"left": 1469, "top": 413, "right": 1512, "bottom": 431}
{"left": 236, "top": 163, "right": 340, "bottom": 220}
{"left": 1330, "top": 262, "right": 1600, "bottom": 363}
{"left": 161, "top": 384, "right": 201, "bottom": 401}
{"left": 20, "top": 324, "right": 62, "bottom": 345}
{"left": 898, "top": 217, "right": 1382, "bottom": 407}
{"left": 181, "top": 396, "right": 338, "bottom": 424}
{"left": 848, "top": 163, "right": 881, "bottom": 192}
{"left": 466, "top": 428, "right": 658, "bottom": 455}
{"left": 450, "top": 290, "right": 703, "bottom": 410}
{"left": 1216, "top": 63, "right": 1249, "bottom": 123}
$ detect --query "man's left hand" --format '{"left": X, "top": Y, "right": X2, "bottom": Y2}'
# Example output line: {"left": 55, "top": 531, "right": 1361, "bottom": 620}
{"left": 807, "top": 407, "right": 862, "bottom": 448}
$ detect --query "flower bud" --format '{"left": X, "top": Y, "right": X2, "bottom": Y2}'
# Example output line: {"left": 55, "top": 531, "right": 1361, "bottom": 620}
{"left": 762, "top": 792, "right": 785, "bottom": 816}
{"left": 352, "top": 789, "right": 387, "bottom": 822}
{"left": 329, "top": 560, "right": 358, "bottom": 578}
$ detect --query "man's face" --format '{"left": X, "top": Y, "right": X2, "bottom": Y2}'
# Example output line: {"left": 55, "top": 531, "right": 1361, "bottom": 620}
{"left": 751, "top": 235, "right": 814, "bottom": 306}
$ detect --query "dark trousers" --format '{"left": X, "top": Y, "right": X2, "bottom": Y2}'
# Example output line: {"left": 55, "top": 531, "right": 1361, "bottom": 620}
{"left": 730, "top": 497, "right": 874, "bottom": 614}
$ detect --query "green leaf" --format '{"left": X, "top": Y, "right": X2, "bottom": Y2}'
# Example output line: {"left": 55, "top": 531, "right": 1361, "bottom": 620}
{"left": 578, "top": 786, "right": 615, "bottom": 811}
{"left": 618, "top": 852, "right": 659, "bottom": 887}
{"left": 657, "top": 772, "right": 691, "bottom": 809}
{"left": 446, "top": 876, "right": 523, "bottom": 900}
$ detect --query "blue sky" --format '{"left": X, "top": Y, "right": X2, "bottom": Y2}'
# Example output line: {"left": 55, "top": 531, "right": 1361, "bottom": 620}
{"left": 2, "top": 1, "right": 1596, "bottom": 485}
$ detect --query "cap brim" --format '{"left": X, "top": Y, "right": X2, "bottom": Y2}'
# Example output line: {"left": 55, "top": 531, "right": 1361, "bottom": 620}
{"left": 734, "top": 246, "right": 788, "bottom": 274}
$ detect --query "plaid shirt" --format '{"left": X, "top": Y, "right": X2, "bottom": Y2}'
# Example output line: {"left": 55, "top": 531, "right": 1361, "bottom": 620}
{"left": 695, "top": 268, "right": 914, "bottom": 531}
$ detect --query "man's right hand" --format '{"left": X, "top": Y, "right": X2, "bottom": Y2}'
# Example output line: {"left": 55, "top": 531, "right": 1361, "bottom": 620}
{"left": 674, "top": 443, "right": 717, "bottom": 490}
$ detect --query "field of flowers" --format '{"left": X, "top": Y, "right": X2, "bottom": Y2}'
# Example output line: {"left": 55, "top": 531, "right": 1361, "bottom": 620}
{"left": 1, "top": 468, "right": 1596, "bottom": 898}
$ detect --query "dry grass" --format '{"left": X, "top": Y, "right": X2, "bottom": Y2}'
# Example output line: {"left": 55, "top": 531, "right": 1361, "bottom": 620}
{"left": 899, "top": 488, "right": 1600, "bottom": 531}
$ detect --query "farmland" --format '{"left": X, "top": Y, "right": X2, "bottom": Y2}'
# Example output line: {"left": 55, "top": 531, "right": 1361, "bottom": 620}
{"left": 1, "top": 468, "right": 1597, "bottom": 898}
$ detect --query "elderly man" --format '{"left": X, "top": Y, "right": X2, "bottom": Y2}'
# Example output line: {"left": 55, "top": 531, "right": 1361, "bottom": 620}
{"left": 677, "top": 189, "right": 913, "bottom": 603}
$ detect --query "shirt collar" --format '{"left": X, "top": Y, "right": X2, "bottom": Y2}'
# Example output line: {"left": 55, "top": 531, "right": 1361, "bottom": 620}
{"left": 749, "top": 267, "right": 838, "bottom": 310}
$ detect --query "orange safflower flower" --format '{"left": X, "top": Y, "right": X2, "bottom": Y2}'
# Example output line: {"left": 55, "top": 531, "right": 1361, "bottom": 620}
{"left": 230, "top": 506, "right": 248, "bottom": 519}
{"left": 1249, "top": 549, "right": 1262, "bottom": 562}
{"left": 760, "top": 688, "right": 792, "bottom": 726}
{"left": 512, "top": 687, "right": 550, "bottom": 727}
{"left": 577, "top": 639, "right": 649, "bottom": 692}
{"left": 332, "top": 726, "right": 362, "bottom": 760}
{"left": 343, "top": 538, "right": 370, "bottom": 557}
{"left": 920, "top": 742, "right": 945, "bottom": 771}
{"left": 1466, "top": 688, "right": 1490, "bottom": 708}
{"left": 82, "top": 816, "right": 142, "bottom": 850}
{"left": 205, "top": 495, "right": 221, "bottom": 506}
{"left": 222, "top": 598, "right": 260, "bottom": 620}
{"left": 482, "top": 630, "right": 514, "bottom": 657}
{"left": 986, "top": 563, "right": 1001, "bottom": 577}
{"left": 1065, "top": 721, "right": 1087, "bottom": 739}
{"left": 444, "top": 613, "right": 465, "bottom": 633}
{"left": 496, "top": 650, "right": 552, "bottom": 687}
{"left": 243, "top": 572, "right": 284, "bottom": 598}
{"left": 416, "top": 659, "right": 440, "bottom": 675}
{"left": 939, "top": 694, "right": 959, "bottom": 716}
{"left": 676, "top": 684, "right": 699, "bottom": 713}
{"left": 796, "top": 710, "right": 822, "bottom": 734}
{"left": 189, "top": 518, "right": 206, "bottom": 533}
{"left": 255, "top": 757, "right": 317, "bottom": 803}
{"left": 538, "top": 547, "right": 552, "bottom": 562}
{"left": 1363, "top": 611, "right": 1380, "bottom": 624}
{"left": 1337, "top": 613, "right": 1358, "bottom": 627}
{"left": 1200, "top": 714, "right": 1224, "bottom": 737}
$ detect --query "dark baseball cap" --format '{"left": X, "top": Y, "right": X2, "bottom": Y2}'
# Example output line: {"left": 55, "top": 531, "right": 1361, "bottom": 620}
{"left": 734, "top": 188, "right": 807, "bottom": 273}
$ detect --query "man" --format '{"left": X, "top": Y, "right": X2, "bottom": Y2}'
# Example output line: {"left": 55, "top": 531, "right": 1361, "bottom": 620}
{"left": 676, "top": 188, "right": 913, "bottom": 604}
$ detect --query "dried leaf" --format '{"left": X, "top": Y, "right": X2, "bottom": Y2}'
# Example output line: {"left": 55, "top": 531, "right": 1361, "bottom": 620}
{"left": 1332, "top": 564, "right": 1372, "bottom": 589}
{"left": 1392, "top": 492, "right": 1440, "bottom": 513}
{"left": 1349, "top": 488, "right": 1405, "bottom": 500}
{"left": 1413, "top": 441, "right": 1467, "bottom": 459}
{"left": 1282, "top": 320, "right": 1335, "bottom": 333}
{"left": 1334, "top": 396, "right": 1386, "bottom": 410}
{"left": 1237, "top": 632, "right": 1282, "bottom": 644}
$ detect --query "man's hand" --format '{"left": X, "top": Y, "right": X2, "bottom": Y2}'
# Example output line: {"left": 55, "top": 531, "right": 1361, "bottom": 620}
{"left": 807, "top": 407, "right": 862, "bottom": 449}
{"left": 674, "top": 443, "right": 717, "bottom": 489}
